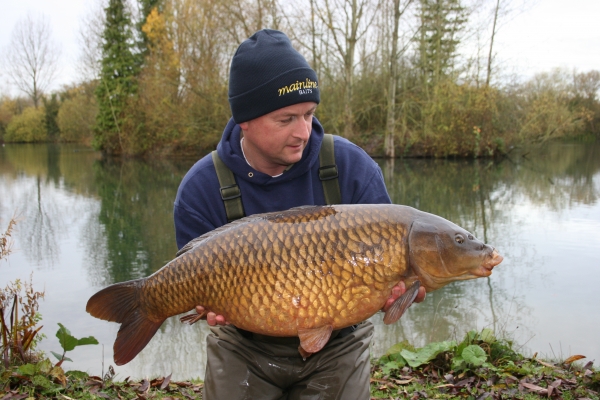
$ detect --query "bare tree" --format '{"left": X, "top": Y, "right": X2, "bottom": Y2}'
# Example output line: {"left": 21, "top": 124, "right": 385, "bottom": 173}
{"left": 78, "top": 1, "right": 106, "bottom": 82}
{"left": 384, "top": 0, "right": 414, "bottom": 158}
{"left": 485, "top": 0, "right": 500, "bottom": 87}
{"left": 314, "top": 0, "right": 381, "bottom": 137}
{"left": 478, "top": 0, "right": 529, "bottom": 86}
{"left": 4, "top": 13, "right": 61, "bottom": 108}
{"left": 216, "top": 0, "right": 282, "bottom": 44}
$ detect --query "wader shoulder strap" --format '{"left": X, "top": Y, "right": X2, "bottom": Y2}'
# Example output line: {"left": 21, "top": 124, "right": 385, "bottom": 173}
{"left": 211, "top": 151, "right": 245, "bottom": 222}
{"left": 319, "top": 133, "right": 342, "bottom": 205}
{"left": 213, "top": 134, "right": 340, "bottom": 222}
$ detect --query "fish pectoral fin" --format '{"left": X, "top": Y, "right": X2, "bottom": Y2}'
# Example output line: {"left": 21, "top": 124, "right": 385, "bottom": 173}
{"left": 383, "top": 280, "right": 421, "bottom": 325}
{"left": 298, "top": 346, "right": 313, "bottom": 360}
{"left": 298, "top": 325, "right": 333, "bottom": 354}
{"left": 179, "top": 309, "right": 207, "bottom": 325}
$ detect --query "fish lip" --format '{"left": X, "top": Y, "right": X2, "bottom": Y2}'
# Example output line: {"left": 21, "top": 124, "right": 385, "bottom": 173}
{"left": 479, "top": 248, "right": 503, "bottom": 275}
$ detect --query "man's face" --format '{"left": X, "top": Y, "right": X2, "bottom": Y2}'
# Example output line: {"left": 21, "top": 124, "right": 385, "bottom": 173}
{"left": 239, "top": 102, "right": 317, "bottom": 176}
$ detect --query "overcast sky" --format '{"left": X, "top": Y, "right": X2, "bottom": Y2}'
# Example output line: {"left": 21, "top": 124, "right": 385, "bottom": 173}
{"left": 1, "top": 0, "right": 599, "bottom": 97}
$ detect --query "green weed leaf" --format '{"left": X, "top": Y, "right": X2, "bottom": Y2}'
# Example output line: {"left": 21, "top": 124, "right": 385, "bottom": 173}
{"left": 37, "top": 359, "right": 53, "bottom": 374}
{"left": 77, "top": 336, "right": 99, "bottom": 346}
{"left": 31, "top": 374, "right": 53, "bottom": 389}
{"left": 384, "top": 340, "right": 415, "bottom": 356}
{"left": 56, "top": 323, "right": 77, "bottom": 352}
{"left": 17, "top": 363, "right": 36, "bottom": 376}
{"left": 56, "top": 323, "right": 98, "bottom": 353}
{"left": 401, "top": 341, "right": 456, "bottom": 368}
{"left": 462, "top": 344, "right": 487, "bottom": 366}
{"left": 51, "top": 351, "right": 72, "bottom": 363}
{"left": 452, "top": 356, "right": 466, "bottom": 371}
{"left": 381, "top": 361, "right": 403, "bottom": 375}
{"left": 479, "top": 328, "right": 496, "bottom": 343}
{"left": 380, "top": 340, "right": 412, "bottom": 365}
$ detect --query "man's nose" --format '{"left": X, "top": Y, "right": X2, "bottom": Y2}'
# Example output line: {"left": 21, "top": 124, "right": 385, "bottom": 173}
{"left": 292, "top": 117, "right": 311, "bottom": 140}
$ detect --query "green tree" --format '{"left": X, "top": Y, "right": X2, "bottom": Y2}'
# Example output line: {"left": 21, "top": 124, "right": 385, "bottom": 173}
{"left": 57, "top": 83, "right": 98, "bottom": 143}
{"left": 43, "top": 94, "right": 60, "bottom": 141}
{"left": 412, "top": 0, "right": 467, "bottom": 147}
{"left": 417, "top": 0, "right": 466, "bottom": 85}
{"left": 94, "top": 0, "right": 140, "bottom": 154}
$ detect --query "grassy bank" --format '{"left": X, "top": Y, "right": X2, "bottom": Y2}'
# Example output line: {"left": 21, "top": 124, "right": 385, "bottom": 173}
{"left": 1, "top": 329, "right": 598, "bottom": 400}
{"left": 370, "top": 330, "right": 599, "bottom": 399}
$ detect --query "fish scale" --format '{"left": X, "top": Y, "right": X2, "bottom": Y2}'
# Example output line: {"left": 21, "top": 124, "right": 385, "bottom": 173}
{"left": 86, "top": 204, "right": 503, "bottom": 365}
{"left": 183, "top": 208, "right": 379, "bottom": 332}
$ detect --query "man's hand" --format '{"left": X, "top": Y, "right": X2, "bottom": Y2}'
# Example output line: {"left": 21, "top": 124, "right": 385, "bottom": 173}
{"left": 195, "top": 306, "right": 229, "bottom": 326}
{"left": 381, "top": 281, "right": 426, "bottom": 313}
{"left": 193, "top": 282, "right": 425, "bottom": 327}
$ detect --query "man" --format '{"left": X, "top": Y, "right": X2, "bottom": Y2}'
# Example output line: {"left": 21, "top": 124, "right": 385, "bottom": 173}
{"left": 174, "top": 29, "right": 425, "bottom": 399}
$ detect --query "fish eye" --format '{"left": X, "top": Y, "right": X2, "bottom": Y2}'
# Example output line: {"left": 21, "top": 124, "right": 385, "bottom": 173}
{"left": 455, "top": 234, "right": 464, "bottom": 244}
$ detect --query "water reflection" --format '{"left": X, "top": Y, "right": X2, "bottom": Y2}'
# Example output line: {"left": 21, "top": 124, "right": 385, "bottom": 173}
{"left": 0, "top": 144, "right": 100, "bottom": 268}
{"left": 85, "top": 157, "right": 183, "bottom": 284}
{"left": 374, "top": 142, "right": 600, "bottom": 357}
{"left": 1, "top": 141, "right": 599, "bottom": 380}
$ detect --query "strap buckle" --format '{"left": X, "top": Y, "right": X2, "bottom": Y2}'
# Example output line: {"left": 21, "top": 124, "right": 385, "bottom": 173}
{"left": 319, "top": 165, "right": 338, "bottom": 181}
{"left": 220, "top": 184, "right": 241, "bottom": 201}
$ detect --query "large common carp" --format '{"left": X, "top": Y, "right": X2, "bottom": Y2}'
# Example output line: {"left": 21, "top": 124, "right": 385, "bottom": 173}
{"left": 86, "top": 204, "right": 503, "bottom": 365}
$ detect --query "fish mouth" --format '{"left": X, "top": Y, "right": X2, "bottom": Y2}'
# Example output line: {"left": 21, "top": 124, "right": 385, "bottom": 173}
{"left": 475, "top": 248, "right": 503, "bottom": 277}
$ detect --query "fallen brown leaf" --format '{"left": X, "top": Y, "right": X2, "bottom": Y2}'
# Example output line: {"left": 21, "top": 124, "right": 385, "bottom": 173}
{"left": 521, "top": 381, "right": 548, "bottom": 394}
{"left": 160, "top": 373, "right": 172, "bottom": 390}
{"left": 550, "top": 379, "right": 562, "bottom": 388}
{"left": 536, "top": 359, "right": 557, "bottom": 368}
{"left": 564, "top": 355, "right": 586, "bottom": 365}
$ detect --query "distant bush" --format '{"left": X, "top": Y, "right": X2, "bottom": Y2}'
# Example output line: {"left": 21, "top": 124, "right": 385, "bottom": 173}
{"left": 0, "top": 97, "right": 29, "bottom": 141}
{"left": 57, "top": 93, "right": 98, "bottom": 144}
{"left": 4, "top": 107, "right": 47, "bottom": 143}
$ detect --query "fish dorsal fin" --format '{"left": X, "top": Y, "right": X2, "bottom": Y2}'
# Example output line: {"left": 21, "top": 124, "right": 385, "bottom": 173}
{"left": 298, "top": 325, "right": 334, "bottom": 355}
{"left": 176, "top": 206, "right": 337, "bottom": 257}
{"left": 176, "top": 215, "right": 263, "bottom": 257}
{"left": 383, "top": 280, "right": 421, "bottom": 324}
{"left": 265, "top": 205, "right": 337, "bottom": 224}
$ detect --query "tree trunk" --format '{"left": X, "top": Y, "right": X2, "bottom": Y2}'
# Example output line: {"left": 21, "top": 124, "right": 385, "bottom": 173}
{"left": 384, "top": 0, "right": 402, "bottom": 158}
{"left": 486, "top": 0, "right": 501, "bottom": 87}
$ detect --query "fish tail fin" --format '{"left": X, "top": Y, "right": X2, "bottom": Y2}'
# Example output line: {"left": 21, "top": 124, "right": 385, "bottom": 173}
{"left": 86, "top": 280, "right": 164, "bottom": 366}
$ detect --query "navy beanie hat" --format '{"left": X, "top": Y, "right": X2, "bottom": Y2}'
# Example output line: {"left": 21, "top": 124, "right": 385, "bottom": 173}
{"left": 228, "top": 29, "right": 320, "bottom": 123}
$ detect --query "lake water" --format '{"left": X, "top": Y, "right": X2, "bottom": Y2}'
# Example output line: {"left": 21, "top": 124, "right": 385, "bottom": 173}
{"left": 1, "top": 141, "right": 599, "bottom": 381}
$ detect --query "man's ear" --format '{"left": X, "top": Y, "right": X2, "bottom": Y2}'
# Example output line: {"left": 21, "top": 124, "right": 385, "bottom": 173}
{"left": 239, "top": 121, "right": 249, "bottom": 131}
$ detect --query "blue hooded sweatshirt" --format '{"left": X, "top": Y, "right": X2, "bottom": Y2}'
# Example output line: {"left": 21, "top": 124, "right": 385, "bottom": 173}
{"left": 173, "top": 117, "right": 391, "bottom": 249}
